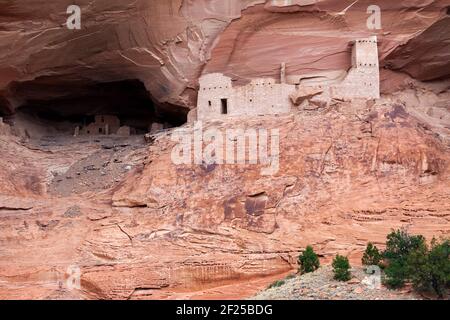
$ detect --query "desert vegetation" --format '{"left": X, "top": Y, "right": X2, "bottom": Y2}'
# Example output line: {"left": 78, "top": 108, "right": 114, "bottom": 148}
{"left": 262, "top": 229, "right": 449, "bottom": 299}
{"left": 298, "top": 246, "right": 321, "bottom": 274}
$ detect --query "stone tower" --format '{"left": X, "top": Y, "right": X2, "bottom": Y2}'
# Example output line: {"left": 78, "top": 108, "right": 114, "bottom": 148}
{"left": 352, "top": 36, "right": 379, "bottom": 69}
{"left": 332, "top": 36, "right": 380, "bottom": 99}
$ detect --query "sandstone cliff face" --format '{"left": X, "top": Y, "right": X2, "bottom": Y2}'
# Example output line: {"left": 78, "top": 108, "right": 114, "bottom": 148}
{"left": 0, "top": 0, "right": 449, "bottom": 114}
{"left": 0, "top": 0, "right": 449, "bottom": 300}
{"left": 1, "top": 97, "right": 449, "bottom": 299}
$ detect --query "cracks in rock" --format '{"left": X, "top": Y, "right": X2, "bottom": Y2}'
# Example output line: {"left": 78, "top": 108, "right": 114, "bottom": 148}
{"left": 0, "top": 206, "right": 33, "bottom": 211}
{"left": 278, "top": 253, "right": 296, "bottom": 269}
{"left": 371, "top": 134, "right": 382, "bottom": 172}
{"left": 319, "top": 140, "right": 333, "bottom": 176}
{"left": 26, "top": 27, "right": 63, "bottom": 46}
{"left": 126, "top": 287, "right": 154, "bottom": 300}
{"left": 115, "top": 223, "right": 133, "bottom": 244}
{"left": 118, "top": 51, "right": 154, "bottom": 68}
{"left": 44, "top": 30, "right": 104, "bottom": 50}
{"left": 318, "top": 125, "right": 343, "bottom": 176}
{"left": 114, "top": 203, "right": 148, "bottom": 209}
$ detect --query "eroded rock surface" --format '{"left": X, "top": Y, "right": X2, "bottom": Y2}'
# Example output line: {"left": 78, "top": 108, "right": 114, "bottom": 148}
{"left": 1, "top": 91, "right": 449, "bottom": 299}
{"left": 0, "top": 0, "right": 449, "bottom": 300}
{"left": 1, "top": 0, "right": 449, "bottom": 113}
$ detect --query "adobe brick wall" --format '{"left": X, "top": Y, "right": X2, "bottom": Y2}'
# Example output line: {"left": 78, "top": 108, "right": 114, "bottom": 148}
{"left": 332, "top": 36, "right": 380, "bottom": 99}
{"left": 197, "top": 74, "right": 294, "bottom": 120}
{"left": 80, "top": 115, "right": 121, "bottom": 135}
{"left": 197, "top": 36, "right": 380, "bottom": 120}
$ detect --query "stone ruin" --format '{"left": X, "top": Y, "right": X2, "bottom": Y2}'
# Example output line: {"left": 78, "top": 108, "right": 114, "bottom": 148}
{"left": 73, "top": 115, "right": 169, "bottom": 137}
{"left": 197, "top": 36, "right": 380, "bottom": 120}
{"left": 74, "top": 115, "right": 132, "bottom": 137}
{"left": 197, "top": 76, "right": 293, "bottom": 120}
{"left": 331, "top": 36, "right": 380, "bottom": 99}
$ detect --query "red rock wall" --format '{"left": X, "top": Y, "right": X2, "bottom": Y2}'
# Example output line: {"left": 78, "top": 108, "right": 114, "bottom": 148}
{"left": 0, "top": 0, "right": 449, "bottom": 113}
{"left": 0, "top": 0, "right": 449, "bottom": 300}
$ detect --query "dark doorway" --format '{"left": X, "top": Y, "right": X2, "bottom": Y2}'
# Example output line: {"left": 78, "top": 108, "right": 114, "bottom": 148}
{"left": 221, "top": 99, "right": 228, "bottom": 115}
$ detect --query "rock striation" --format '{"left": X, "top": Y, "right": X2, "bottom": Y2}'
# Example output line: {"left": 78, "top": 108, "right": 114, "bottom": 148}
{"left": 0, "top": 0, "right": 449, "bottom": 300}
{"left": 1, "top": 93, "right": 449, "bottom": 299}
{"left": 0, "top": 0, "right": 449, "bottom": 114}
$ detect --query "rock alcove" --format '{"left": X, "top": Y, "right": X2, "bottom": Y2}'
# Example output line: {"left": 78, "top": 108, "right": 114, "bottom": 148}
{"left": 1, "top": 78, "right": 188, "bottom": 139}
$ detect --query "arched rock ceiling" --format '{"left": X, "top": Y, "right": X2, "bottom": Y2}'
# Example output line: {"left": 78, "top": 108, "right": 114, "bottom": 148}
{"left": 0, "top": 0, "right": 449, "bottom": 113}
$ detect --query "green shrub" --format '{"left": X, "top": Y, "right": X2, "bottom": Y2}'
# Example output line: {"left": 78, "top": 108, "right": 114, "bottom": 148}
{"left": 384, "top": 258, "right": 408, "bottom": 288}
{"left": 298, "top": 246, "right": 320, "bottom": 274}
{"left": 384, "top": 229, "right": 426, "bottom": 261}
{"left": 285, "top": 273, "right": 296, "bottom": 280}
{"left": 407, "top": 238, "right": 450, "bottom": 298}
{"left": 383, "top": 229, "right": 426, "bottom": 288}
{"left": 268, "top": 280, "right": 285, "bottom": 289}
{"left": 362, "top": 242, "right": 382, "bottom": 267}
{"left": 332, "top": 255, "right": 352, "bottom": 281}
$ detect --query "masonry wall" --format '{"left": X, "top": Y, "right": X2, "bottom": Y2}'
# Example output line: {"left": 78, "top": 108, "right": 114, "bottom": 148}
{"left": 197, "top": 36, "right": 380, "bottom": 120}
{"left": 233, "top": 79, "right": 293, "bottom": 116}
{"left": 80, "top": 115, "right": 121, "bottom": 135}
{"left": 197, "top": 74, "right": 234, "bottom": 120}
{"left": 332, "top": 36, "right": 380, "bottom": 99}
{"left": 197, "top": 74, "right": 294, "bottom": 120}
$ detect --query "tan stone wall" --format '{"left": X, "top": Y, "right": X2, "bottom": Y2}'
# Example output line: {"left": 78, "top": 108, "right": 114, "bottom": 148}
{"left": 197, "top": 73, "right": 234, "bottom": 120}
{"left": 197, "top": 36, "right": 380, "bottom": 119}
{"left": 95, "top": 115, "right": 121, "bottom": 134}
{"left": 331, "top": 67, "right": 380, "bottom": 100}
{"left": 80, "top": 115, "right": 121, "bottom": 135}
{"left": 332, "top": 36, "right": 380, "bottom": 99}
{"left": 197, "top": 74, "right": 294, "bottom": 120}
{"left": 234, "top": 78, "right": 294, "bottom": 116}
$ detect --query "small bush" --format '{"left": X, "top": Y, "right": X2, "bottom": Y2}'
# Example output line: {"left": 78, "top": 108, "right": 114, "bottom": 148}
{"left": 285, "top": 273, "right": 296, "bottom": 280}
{"left": 384, "top": 258, "right": 408, "bottom": 288}
{"left": 298, "top": 246, "right": 320, "bottom": 274}
{"left": 383, "top": 229, "right": 426, "bottom": 288}
{"left": 407, "top": 238, "right": 450, "bottom": 298}
{"left": 384, "top": 229, "right": 426, "bottom": 261}
{"left": 361, "top": 230, "right": 450, "bottom": 297}
{"left": 268, "top": 280, "right": 285, "bottom": 289}
{"left": 332, "top": 255, "right": 352, "bottom": 281}
{"left": 362, "top": 242, "right": 382, "bottom": 267}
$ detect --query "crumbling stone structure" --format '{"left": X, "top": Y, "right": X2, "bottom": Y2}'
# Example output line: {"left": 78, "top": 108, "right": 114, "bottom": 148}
{"left": 197, "top": 36, "right": 380, "bottom": 120}
{"left": 197, "top": 75, "right": 293, "bottom": 120}
{"left": 331, "top": 36, "right": 380, "bottom": 99}
{"left": 149, "top": 122, "right": 164, "bottom": 133}
{"left": 117, "top": 126, "right": 134, "bottom": 136}
{"left": 80, "top": 115, "right": 120, "bottom": 135}
{"left": 76, "top": 115, "right": 131, "bottom": 136}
